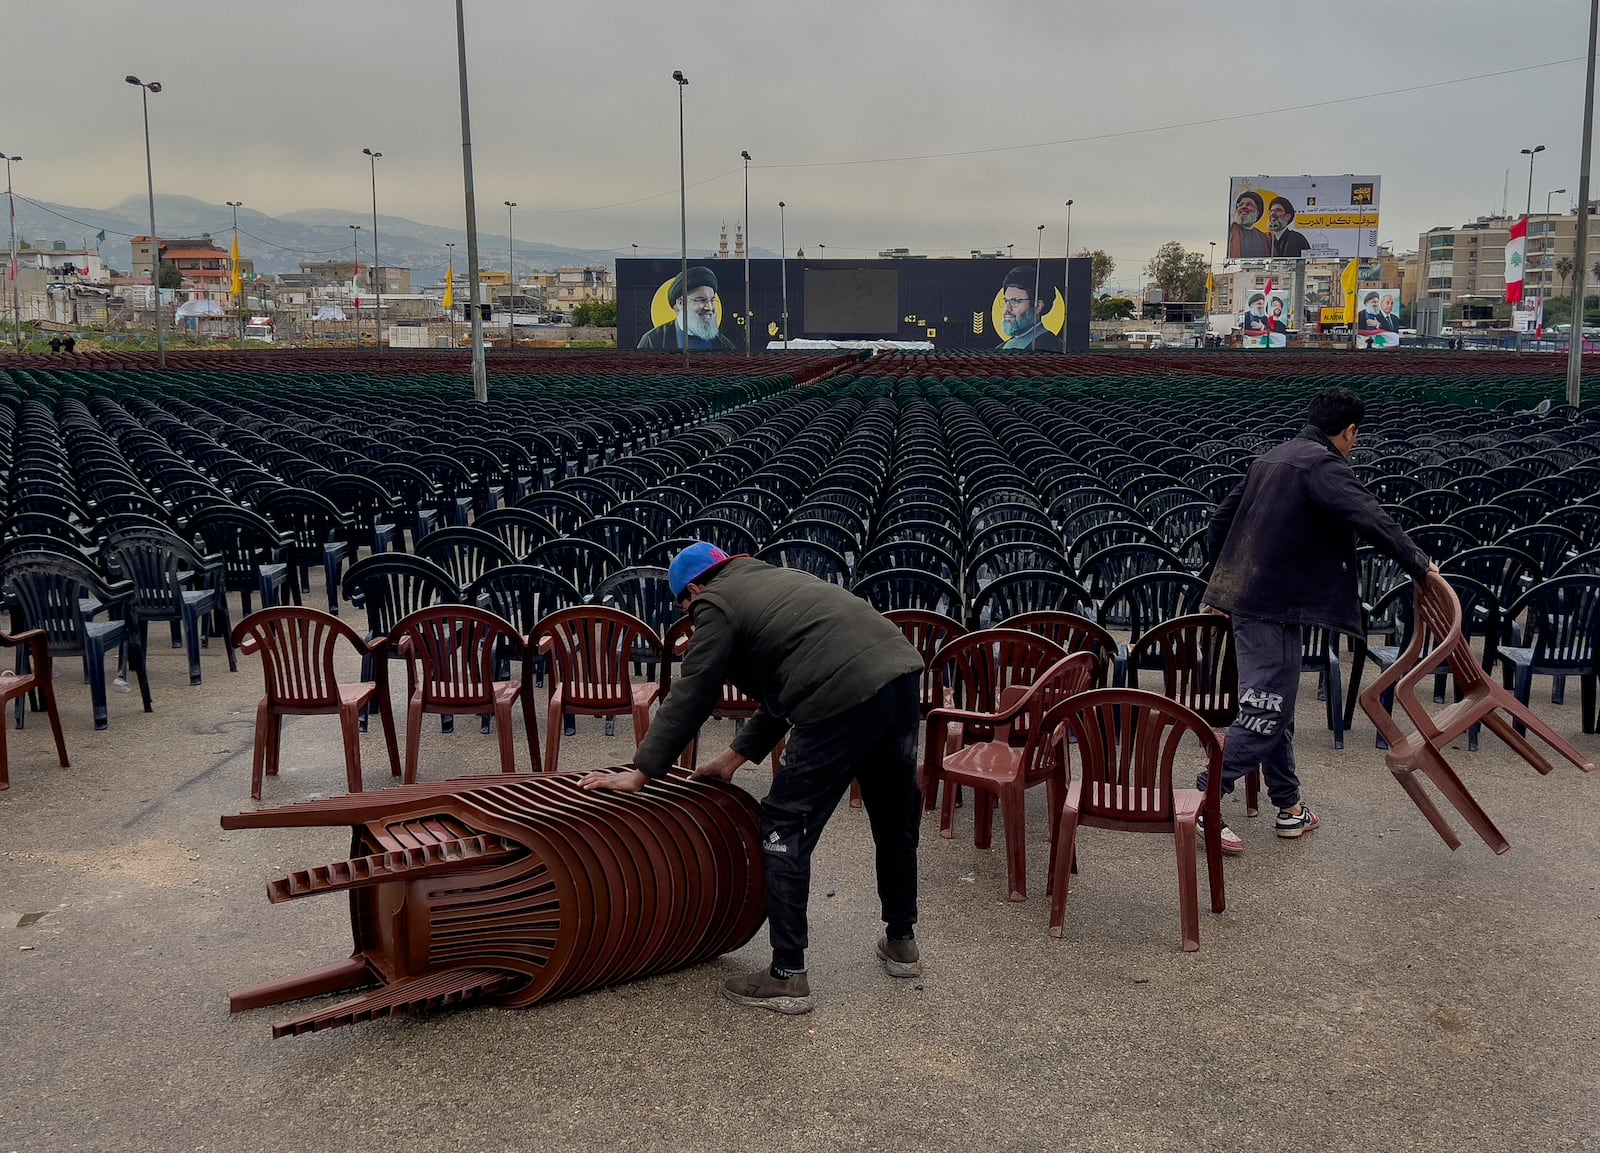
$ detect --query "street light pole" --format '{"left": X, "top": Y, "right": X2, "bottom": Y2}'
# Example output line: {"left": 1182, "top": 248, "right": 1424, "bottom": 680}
{"left": 3, "top": 153, "right": 21, "bottom": 353}
{"left": 673, "top": 70, "right": 690, "bottom": 369}
{"left": 1568, "top": 0, "right": 1597, "bottom": 407}
{"left": 1208, "top": 240, "right": 1216, "bottom": 314}
{"left": 504, "top": 200, "right": 517, "bottom": 350}
{"left": 1063, "top": 199, "right": 1073, "bottom": 355}
{"left": 454, "top": 0, "right": 486, "bottom": 402}
{"left": 741, "top": 150, "right": 751, "bottom": 356}
{"left": 1544, "top": 187, "right": 1567, "bottom": 313}
{"left": 363, "top": 148, "right": 382, "bottom": 351}
{"left": 1034, "top": 223, "right": 1045, "bottom": 306}
{"left": 126, "top": 75, "right": 165, "bottom": 368}
{"left": 1519, "top": 144, "right": 1546, "bottom": 348}
{"left": 779, "top": 200, "right": 788, "bottom": 350}
{"left": 348, "top": 223, "right": 362, "bottom": 345}
{"left": 227, "top": 200, "right": 243, "bottom": 342}
{"left": 445, "top": 241, "right": 456, "bottom": 348}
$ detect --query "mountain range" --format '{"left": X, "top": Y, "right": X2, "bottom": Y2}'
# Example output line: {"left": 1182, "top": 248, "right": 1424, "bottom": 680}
{"left": 11, "top": 193, "right": 776, "bottom": 285}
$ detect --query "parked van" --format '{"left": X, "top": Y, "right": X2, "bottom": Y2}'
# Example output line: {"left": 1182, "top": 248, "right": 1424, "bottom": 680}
{"left": 1123, "top": 330, "right": 1164, "bottom": 349}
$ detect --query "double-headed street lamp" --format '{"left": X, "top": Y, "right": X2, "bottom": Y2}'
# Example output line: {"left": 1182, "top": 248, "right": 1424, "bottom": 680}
{"left": 1545, "top": 187, "right": 1568, "bottom": 305}
{"left": 363, "top": 148, "right": 382, "bottom": 350}
{"left": 125, "top": 75, "right": 165, "bottom": 367}
{"left": 3, "top": 153, "right": 20, "bottom": 352}
{"left": 1521, "top": 144, "right": 1546, "bottom": 220}
{"left": 504, "top": 200, "right": 517, "bottom": 349}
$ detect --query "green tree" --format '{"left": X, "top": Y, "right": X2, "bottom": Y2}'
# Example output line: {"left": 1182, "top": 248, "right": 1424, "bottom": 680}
{"left": 1091, "top": 296, "right": 1136, "bottom": 321}
{"left": 157, "top": 261, "right": 182, "bottom": 290}
{"left": 571, "top": 299, "right": 617, "bottom": 327}
{"left": 1556, "top": 255, "right": 1575, "bottom": 298}
{"left": 1074, "top": 248, "right": 1115, "bottom": 296}
{"left": 1144, "top": 242, "right": 1208, "bottom": 304}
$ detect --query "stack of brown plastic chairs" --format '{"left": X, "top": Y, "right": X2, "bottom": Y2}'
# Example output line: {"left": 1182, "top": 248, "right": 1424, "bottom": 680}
{"left": 222, "top": 771, "right": 765, "bottom": 1037}
{"left": 1357, "top": 572, "right": 1596, "bottom": 853}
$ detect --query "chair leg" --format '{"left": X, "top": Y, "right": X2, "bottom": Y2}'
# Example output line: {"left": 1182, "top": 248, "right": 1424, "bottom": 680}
{"left": 403, "top": 696, "right": 425, "bottom": 784}
{"left": 250, "top": 700, "right": 270, "bottom": 800}
{"left": 0, "top": 710, "right": 9, "bottom": 789}
{"left": 521, "top": 689, "right": 542, "bottom": 773}
{"left": 1326, "top": 650, "right": 1345, "bottom": 750}
{"left": 938, "top": 774, "right": 957, "bottom": 839}
{"left": 87, "top": 639, "right": 111, "bottom": 731}
{"left": 337, "top": 704, "right": 364, "bottom": 793}
{"left": 1245, "top": 768, "right": 1260, "bottom": 818}
{"left": 973, "top": 791, "right": 996, "bottom": 850}
{"left": 36, "top": 674, "right": 68, "bottom": 768}
{"left": 545, "top": 692, "right": 564, "bottom": 774}
{"left": 1002, "top": 787, "right": 1027, "bottom": 902}
{"left": 1047, "top": 804, "right": 1081, "bottom": 937}
{"left": 1389, "top": 763, "right": 1463, "bottom": 851}
{"left": 265, "top": 713, "right": 284, "bottom": 778}
{"left": 494, "top": 700, "right": 518, "bottom": 773}
{"left": 376, "top": 681, "right": 401, "bottom": 779}
{"left": 183, "top": 608, "right": 204, "bottom": 685}
{"left": 358, "top": 651, "right": 374, "bottom": 732}
{"left": 1174, "top": 816, "right": 1201, "bottom": 952}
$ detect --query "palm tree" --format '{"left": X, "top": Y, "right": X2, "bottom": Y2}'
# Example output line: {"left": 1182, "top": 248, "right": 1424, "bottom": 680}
{"left": 1557, "top": 256, "right": 1575, "bottom": 298}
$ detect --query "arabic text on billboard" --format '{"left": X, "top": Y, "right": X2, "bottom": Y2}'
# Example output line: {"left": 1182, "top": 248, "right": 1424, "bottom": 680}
{"left": 1227, "top": 175, "right": 1380, "bottom": 261}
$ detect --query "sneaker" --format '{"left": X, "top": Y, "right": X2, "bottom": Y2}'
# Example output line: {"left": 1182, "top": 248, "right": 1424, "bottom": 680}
{"left": 1197, "top": 812, "right": 1245, "bottom": 855}
{"left": 877, "top": 935, "right": 922, "bottom": 978}
{"left": 1275, "top": 804, "right": 1320, "bottom": 839}
{"left": 721, "top": 967, "right": 813, "bottom": 1015}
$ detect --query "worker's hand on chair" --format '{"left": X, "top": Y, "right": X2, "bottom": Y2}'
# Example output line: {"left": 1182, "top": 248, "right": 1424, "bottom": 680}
{"left": 690, "top": 748, "right": 746, "bottom": 783}
{"left": 579, "top": 767, "right": 649, "bottom": 792}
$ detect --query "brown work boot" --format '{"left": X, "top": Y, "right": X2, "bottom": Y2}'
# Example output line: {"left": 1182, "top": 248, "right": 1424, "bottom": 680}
{"left": 877, "top": 935, "right": 922, "bottom": 978}
{"left": 721, "top": 967, "right": 813, "bottom": 1015}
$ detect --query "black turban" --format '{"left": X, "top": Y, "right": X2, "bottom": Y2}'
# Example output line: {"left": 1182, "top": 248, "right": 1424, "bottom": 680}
{"left": 669, "top": 265, "right": 718, "bottom": 305}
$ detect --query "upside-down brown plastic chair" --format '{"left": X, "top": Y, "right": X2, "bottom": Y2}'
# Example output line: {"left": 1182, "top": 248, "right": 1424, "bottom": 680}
{"left": 392, "top": 604, "right": 538, "bottom": 783}
{"left": 0, "top": 630, "right": 69, "bottom": 791}
{"left": 920, "top": 627, "right": 1067, "bottom": 810}
{"left": 1128, "top": 613, "right": 1261, "bottom": 817}
{"left": 233, "top": 607, "right": 400, "bottom": 801}
{"left": 529, "top": 605, "right": 662, "bottom": 772}
{"left": 1357, "top": 572, "right": 1596, "bottom": 854}
{"left": 661, "top": 615, "right": 784, "bottom": 773}
{"left": 921, "top": 652, "right": 1099, "bottom": 901}
{"left": 1047, "top": 689, "right": 1225, "bottom": 952}
{"left": 221, "top": 770, "right": 765, "bottom": 1037}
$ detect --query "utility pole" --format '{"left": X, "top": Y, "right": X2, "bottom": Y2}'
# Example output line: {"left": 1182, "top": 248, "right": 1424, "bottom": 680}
{"left": 1568, "top": 0, "right": 1597, "bottom": 407}
{"left": 455, "top": 0, "right": 486, "bottom": 402}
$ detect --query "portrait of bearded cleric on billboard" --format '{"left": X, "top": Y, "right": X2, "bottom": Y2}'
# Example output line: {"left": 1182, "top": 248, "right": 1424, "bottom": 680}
{"left": 637, "top": 265, "right": 736, "bottom": 351}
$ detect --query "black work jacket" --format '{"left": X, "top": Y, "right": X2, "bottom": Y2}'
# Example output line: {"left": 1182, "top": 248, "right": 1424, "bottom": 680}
{"left": 1204, "top": 425, "right": 1430, "bottom": 634}
{"left": 631, "top": 559, "right": 923, "bottom": 779}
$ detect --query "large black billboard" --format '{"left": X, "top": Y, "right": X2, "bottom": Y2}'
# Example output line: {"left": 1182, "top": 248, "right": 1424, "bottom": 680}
{"left": 618, "top": 256, "right": 1091, "bottom": 352}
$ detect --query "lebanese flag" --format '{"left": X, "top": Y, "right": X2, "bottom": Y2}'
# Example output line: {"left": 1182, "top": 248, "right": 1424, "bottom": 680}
{"left": 1535, "top": 297, "right": 1545, "bottom": 338}
{"left": 1505, "top": 216, "right": 1528, "bottom": 304}
{"left": 1263, "top": 277, "right": 1275, "bottom": 295}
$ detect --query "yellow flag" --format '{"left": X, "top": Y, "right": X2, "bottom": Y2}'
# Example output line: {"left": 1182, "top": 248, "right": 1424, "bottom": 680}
{"left": 1340, "top": 258, "right": 1359, "bottom": 306}
{"left": 230, "top": 233, "right": 242, "bottom": 297}
{"left": 442, "top": 264, "right": 454, "bottom": 310}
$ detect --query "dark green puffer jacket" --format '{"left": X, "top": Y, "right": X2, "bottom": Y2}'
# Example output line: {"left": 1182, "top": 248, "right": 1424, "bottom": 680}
{"left": 632, "top": 558, "right": 924, "bottom": 778}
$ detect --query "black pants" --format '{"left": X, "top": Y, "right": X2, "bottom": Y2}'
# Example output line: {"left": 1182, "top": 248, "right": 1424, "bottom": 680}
{"left": 760, "top": 672, "right": 922, "bottom": 972}
{"left": 1196, "top": 614, "right": 1304, "bottom": 811}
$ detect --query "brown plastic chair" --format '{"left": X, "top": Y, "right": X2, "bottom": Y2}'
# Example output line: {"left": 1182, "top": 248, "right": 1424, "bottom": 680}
{"left": 1128, "top": 613, "right": 1262, "bottom": 817}
{"left": 1047, "top": 688, "right": 1225, "bottom": 952}
{"left": 531, "top": 605, "right": 662, "bottom": 772}
{"left": 0, "top": 629, "right": 69, "bottom": 791}
{"left": 921, "top": 652, "right": 1100, "bottom": 901}
{"left": 998, "top": 610, "right": 1116, "bottom": 687}
{"left": 883, "top": 608, "right": 968, "bottom": 715}
{"left": 920, "top": 627, "right": 1067, "bottom": 810}
{"left": 233, "top": 607, "right": 400, "bottom": 800}
{"left": 392, "top": 604, "right": 538, "bottom": 783}
{"left": 1358, "top": 572, "right": 1597, "bottom": 854}
{"left": 661, "top": 615, "right": 784, "bottom": 773}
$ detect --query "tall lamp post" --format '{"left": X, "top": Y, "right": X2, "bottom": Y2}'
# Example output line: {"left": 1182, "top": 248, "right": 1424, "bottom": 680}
{"left": 1034, "top": 223, "right": 1045, "bottom": 306}
{"left": 1519, "top": 144, "right": 1546, "bottom": 347}
{"left": 779, "top": 200, "right": 788, "bottom": 350}
{"left": 126, "top": 75, "right": 165, "bottom": 368}
{"left": 226, "top": 200, "right": 243, "bottom": 341}
{"left": 348, "top": 224, "right": 362, "bottom": 345}
{"left": 445, "top": 241, "right": 456, "bottom": 348}
{"left": 1544, "top": 187, "right": 1567, "bottom": 313}
{"left": 673, "top": 69, "right": 690, "bottom": 368}
{"left": 504, "top": 200, "right": 517, "bottom": 349}
{"left": 1062, "top": 199, "right": 1073, "bottom": 355}
{"left": 3, "top": 153, "right": 20, "bottom": 353}
{"left": 362, "top": 148, "right": 382, "bottom": 351}
{"left": 1208, "top": 240, "right": 1216, "bottom": 314}
{"left": 741, "top": 150, "right": 751, "bottom": 356}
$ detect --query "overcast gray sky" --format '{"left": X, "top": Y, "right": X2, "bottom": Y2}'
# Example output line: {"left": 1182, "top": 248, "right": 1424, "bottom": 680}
{"left": 9, "top": 0, "right": 1595, "bottom": 289}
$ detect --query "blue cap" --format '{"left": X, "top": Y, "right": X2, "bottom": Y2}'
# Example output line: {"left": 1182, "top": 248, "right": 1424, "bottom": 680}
{"left": 669, "top": 541, "right": 731, "bottom": 598}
